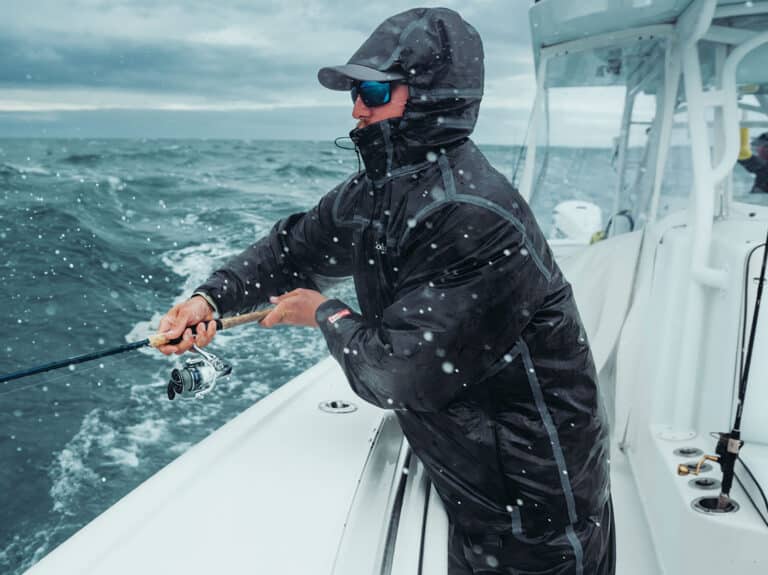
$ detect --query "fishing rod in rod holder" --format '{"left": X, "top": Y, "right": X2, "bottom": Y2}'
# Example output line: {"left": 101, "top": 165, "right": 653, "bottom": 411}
{"left": 0, "top": 308, "right": 274, "bottom": 400}
{"left": 677, "top": 228, "right": 768, "bottom": 513}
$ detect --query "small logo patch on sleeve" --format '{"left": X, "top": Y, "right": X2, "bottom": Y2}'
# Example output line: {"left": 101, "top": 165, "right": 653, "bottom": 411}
{"left": 328, "top": 309, "right": 352, "bottom": 324}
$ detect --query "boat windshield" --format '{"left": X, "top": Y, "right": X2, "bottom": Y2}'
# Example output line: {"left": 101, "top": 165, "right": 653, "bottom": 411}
{"left": 721, "top": 16, "right": 768, "bottom": 208}
{"left": 522, "top": 22, "right": 768, "bottom": 240}
{"left": 523, "top": 36, "right": 665, "bottom": 239}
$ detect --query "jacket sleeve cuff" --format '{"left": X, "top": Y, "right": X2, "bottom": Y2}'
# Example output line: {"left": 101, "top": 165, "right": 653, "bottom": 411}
{"left": 316, "top": 299, "right": 359, "bottom": 358}
{"left": 191, "top": 291, "right": 219, "bottom": 316}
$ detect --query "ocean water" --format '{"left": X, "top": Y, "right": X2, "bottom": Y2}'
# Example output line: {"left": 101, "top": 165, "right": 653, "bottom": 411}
{"left": 0, "top": 138, "right": 528, "bottom": 574}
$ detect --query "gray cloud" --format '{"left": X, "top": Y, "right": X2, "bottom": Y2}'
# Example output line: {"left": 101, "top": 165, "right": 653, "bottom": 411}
{"left": 0, "top": 0, "right": 535, "bottom": 139}
{"left": 0, "top": 32, "right": 323, "bottom": 100}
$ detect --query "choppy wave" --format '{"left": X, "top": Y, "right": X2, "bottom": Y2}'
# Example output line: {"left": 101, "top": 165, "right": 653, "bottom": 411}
{"left": 274, "top": 162, "right": 348, "bottom": 179}
{"left": 61, "top": 153, "right": 103, "bottom": 165}
{"left": 0, "top": 162, "right": 50, "bottom": 177}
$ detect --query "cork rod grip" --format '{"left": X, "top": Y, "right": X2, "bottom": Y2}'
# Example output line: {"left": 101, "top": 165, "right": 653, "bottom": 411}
{"left": 220, "top": 308, "right": 273, "bottom": 329}
{"left": 147, "top": 307, "right": 274, "bottom": 348}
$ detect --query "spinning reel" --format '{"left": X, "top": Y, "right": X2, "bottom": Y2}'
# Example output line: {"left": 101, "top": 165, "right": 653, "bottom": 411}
{"left": 167, "top": 345, "right": 232, "bottom": 400}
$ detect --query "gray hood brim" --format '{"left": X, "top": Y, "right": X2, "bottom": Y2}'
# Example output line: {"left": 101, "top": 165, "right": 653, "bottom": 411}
{"left": 317, "top": 64, "right": 405, "bottom": 91}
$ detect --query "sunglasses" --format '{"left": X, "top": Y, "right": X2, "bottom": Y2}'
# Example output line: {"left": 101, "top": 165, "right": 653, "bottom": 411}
{"left": 350, "top": 81, "right": 393, "bottom": 107}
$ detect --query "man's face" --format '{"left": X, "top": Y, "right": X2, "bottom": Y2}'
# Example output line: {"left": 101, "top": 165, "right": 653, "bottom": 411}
{"left": 759, "top": 144, "right": 768, "bottom": 162}
{"left": 352, "top": 83, "right": 409, "bottom": 130}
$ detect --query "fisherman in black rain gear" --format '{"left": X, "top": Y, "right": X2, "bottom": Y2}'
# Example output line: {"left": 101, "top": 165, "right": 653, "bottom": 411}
{"left": 739, "top": 129, "right": 768, "bottom": 194}
{"left": 159, "top": 8, "right": 615, "bottom": 574}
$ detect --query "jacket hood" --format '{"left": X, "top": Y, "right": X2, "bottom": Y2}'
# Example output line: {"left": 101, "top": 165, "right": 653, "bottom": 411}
{"left": 320, "top": 8, "right": 484, "bottom": 181}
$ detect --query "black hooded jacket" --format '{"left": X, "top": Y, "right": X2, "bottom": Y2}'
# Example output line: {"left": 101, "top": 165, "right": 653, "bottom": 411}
{"left": 739, "top": 154, "right": 768, "bottom": 193}
{"left": 196, "top": 6, "right": 611, "bottom": 550}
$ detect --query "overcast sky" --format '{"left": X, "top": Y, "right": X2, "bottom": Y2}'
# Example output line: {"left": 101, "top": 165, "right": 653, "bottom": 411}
{"left": 0, "top": 0, "right": 547, "bottom": 143}
{"left": 3, "top": 4, "right": 763, "bottom": 147}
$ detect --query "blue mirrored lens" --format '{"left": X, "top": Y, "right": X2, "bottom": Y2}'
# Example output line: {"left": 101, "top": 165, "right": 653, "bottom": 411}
{"left": 350, "top": 81, "right": 392, "bottom": 107}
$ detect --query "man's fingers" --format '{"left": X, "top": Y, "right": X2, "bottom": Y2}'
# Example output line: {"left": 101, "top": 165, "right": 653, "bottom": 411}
{"left": 194, "top": 321, "right": 217, "bottom": 348}
{"left": 173, "top": 328, "right": 195, "bottom": 355}
{"left": 261, "top": 305, "right": 287, "bottom": 328}
{"left": 159, "top": 308, "right": 188, "bottom": 340}
{"left": 269, "top": 289, "right": 302, "bottom": 304}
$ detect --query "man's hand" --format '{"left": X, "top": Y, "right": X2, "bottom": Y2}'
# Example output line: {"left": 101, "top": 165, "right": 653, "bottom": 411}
{"left": 261, "top": 288, "right": 328, "bottom": 328}
{"left": 157, "top": 296, "right": 216, "bottom": 355}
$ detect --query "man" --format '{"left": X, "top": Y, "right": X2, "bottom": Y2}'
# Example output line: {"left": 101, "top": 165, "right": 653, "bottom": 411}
{"left": 159, "top": 8, "right": 615, "bottom": 574}
{"left": 739, "top": 128, "right": 768, "bottom": 194}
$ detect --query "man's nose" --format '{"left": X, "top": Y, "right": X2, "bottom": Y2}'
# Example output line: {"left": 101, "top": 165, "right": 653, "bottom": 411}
{"left": 352, "top": 96, "right": 370, "bottom": 118}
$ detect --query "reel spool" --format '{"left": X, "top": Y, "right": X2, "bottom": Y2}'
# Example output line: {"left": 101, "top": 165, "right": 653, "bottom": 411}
{"left": 167, "top": 345, "right": 232, "bottom": 400}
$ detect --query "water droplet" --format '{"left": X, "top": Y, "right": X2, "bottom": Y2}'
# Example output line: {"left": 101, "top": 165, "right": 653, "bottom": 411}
{"left": 426, "top": 151, "right": 438, "bottom": 163}
{"left": 520, "top": 248, "right": 529, "bottom": 257}
{"left": 423, "top": 331, "right": 434, "bottom": 342}
{"left": 441, "top": 361, "right": 454, "bottom": 374}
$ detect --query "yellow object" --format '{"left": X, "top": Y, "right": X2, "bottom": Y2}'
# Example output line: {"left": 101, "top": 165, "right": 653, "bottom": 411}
{"left": 739, "top": 126, "right": 753, "bottom": 161}
{"left": 590, "top": 230, "right": 606, "bottom": 244}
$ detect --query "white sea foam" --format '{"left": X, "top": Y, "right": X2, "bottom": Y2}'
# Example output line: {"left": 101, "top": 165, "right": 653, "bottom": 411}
{"left": 126, "top": 419, "right": 167, "bottom": 444}
{"left": 104, "top": 447, "right": 140, "bottom": 468}
{"left": 160, "top": 241, "right": 239, "bottom": 303}
{"left": 0, "top": 526, "right": 59, "bottom": 575}
{"left": 6, "top": 162, "right": 50, "bottom": 176}
{"left": 49, "top": 409, "right": 114, "bottom": 515}
{"left": 105, "top": 175, "right": 123, "bottom": 190}
{"left": 48, "top": 409, "right": 171, "bottom": 519}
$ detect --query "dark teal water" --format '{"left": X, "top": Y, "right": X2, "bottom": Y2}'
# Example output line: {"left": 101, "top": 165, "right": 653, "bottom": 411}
{"left": 0, "top": 138, "right": 526, "bottom": 573}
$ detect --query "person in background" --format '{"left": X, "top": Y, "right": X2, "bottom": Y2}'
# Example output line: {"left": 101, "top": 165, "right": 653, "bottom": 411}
{"left": 739, "top": 127, "right": 768, "bottom": 193}
{"left": 158, "top": 8, "right": 615, "bottom": 574}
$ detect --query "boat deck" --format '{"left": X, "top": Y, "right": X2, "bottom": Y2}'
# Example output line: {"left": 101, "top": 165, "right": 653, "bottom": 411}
{"left": 25, "top": 356, "right": 663, "bottom": 574}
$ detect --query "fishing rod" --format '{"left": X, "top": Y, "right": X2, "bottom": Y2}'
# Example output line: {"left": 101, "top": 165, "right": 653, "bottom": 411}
{"left": 0, "top": 308, "right": 273, "bottom": 400}
{"left": 713, "top": 227, "right": 768, "bottom": 510}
